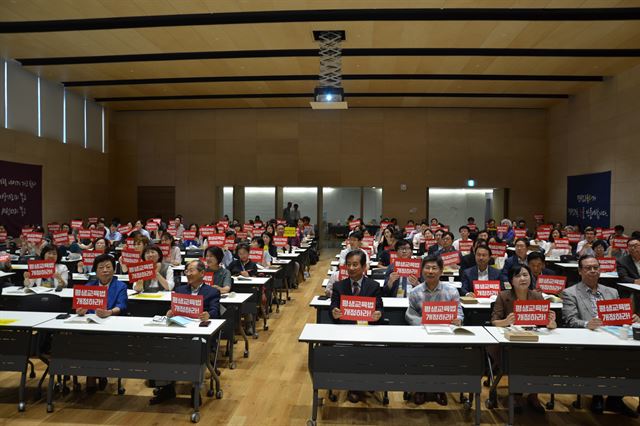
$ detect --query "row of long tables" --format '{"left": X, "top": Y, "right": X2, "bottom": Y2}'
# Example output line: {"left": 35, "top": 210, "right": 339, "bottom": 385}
{"left": 299, "top": 323, "right": 640, "bottom": 426}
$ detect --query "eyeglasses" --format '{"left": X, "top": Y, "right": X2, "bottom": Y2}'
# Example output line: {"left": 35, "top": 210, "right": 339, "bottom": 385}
{"left": 581, "top": 266, "right": 600, "bottom": 271}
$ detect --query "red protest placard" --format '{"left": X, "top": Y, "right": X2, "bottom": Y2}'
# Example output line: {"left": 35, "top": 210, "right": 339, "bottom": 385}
{"left": 225, "top": 238, "right": 236, "bottom": 251}
{"left": 349, "top": 220, "right": 361, "bottom": 230}
{"left": 200, "top": 225, "right": 215, "bottom": 238}
{"left": 595, "top": 227, "right": 603, "bottom": 239}
{"left": 90, "top": 228, "right": 104, "bottom": 239}
{"left": 612, "top": 237, "right": 629, "bottom": 250}
{"left": 394, "top": 258, "right": 421, "bottom": 277}
{"left": 236, "top": 232, "right": 248, "bottom": 240}
{"left": 243, "top": 223, "right": 253, "bottom": 233}
{"left": 536, "top": 275, "right": 566, "bottom": 294}
{"left": 128, "top": 260, "right": 156, "bottom": 282}
{"left": 150, "top": 218, "right": 161, "bottom": 224}
{"left": 0, "top": 231, "right": 7, "bottom": 242}
{"left": 73, "top": 285, "right": 108, "bottom": 311}
{"left": 217, "top": 220, "right": 229, "bottom": 229}
{"left": 121, "top": 248, "right": 142, "bottom": 266}
{"left": 473, "top": 280, "right": 501, "bottom": 297}
{"left": 597, "top": 298, "right": 633, "bottom": 325}
{"left": 273, "top": 236, "right": 288, "bottom": 247}
{"left": 249, "top": 248, "right": 264, "bottom": 263}
{"left": 81, "top": 250, "right": 100, "bottom": 266}
{"left": 171, "top": 292, "right": 203, "bottom": 319}
{"left": 71, "top": 220, "right": 83, "bottom": 229}
{"left": 602, "top": 228, "right": 616, "bottom": 240}
{"left": 597, "top": 257, "right": 617, "bottom": 273}
{"left": 468, "top": 223, "right": 478, "bottom": 231}
{"left": 567, "top": 232, "right": 582, "bottom": 243}
{"left": 88, "top": 217, "right": 98, "bottom": 224}
{"left": 167, "top": 227, "right": 177, "bottom": 237}
{"left": 158, "top": 243, "right": 171, "bottom": 257}
{"left": 78, "top": 228, "right": 91, "bottom": 239}
{"left": 22, "top": 227, "right": 33, "bottom": 234}
{"left": 441, "top": 251, "right": 460, "bottom": 266}
{"left": 514, "top": 300, "right": 550, "bottom": 326}
{"left": 533, "top": 214, "right": 544, "bottom": 221}
{"left": 424, "top": 239, "right": 437, "bottom": 250}
{"left": 362, "top": 236, "right": 375, "bottom": 247}
{"left": 47, "top": 223, "right": 61, "bottom": 232}
{"left": 514, "top": 228, "right": 527, "bottom": 238}
{"left": 124, "top": 238, "right": 136, "bottom": 249}
{"left": 429, "top": 225, "right": 441, "bottom": 232}
{"left": 497, "top": 225, "right": 508, "bottom": 234}
{"left": 379, "top": 221, "right": 390, "bottom": 230}
{"left": 536, "top": 228, "right": 551, "bottom": 240}
{"left": 554, "top": 238, "right": 570, "bottom": 250}
{"left": 459, "top": 240, "right": 473, "bottom": 252}
{"left": 276, "top": 219, "right": 287, "bottom": 225}
{"left": 203, "top": 272, "right": 214, "bottom": 287}
{"left": 0, "top": 253, "right": 10, "bottom": 262}
{"left": 441, "top": 226, "right": 450, "bottom": 232}
{"left": 182, "top": 230, "right": 197, "bottom": 240}
{"left": 117, "top": 224, "right": 132, "bottom": 235}
{"left": 25, "top": 232, "right": 43, "bottom": 245}
{"left": 27, "top": 260, "right": 55, "bottom": 279}
{"left": 404, "top": 225, "right": 416, "bottom": 234}
{"left": 208, "top": 233, "right": 226, "bottom": 247}
{"left": 388, "top": 250, "right": 398, "bottom": 265}
{"left": 145, "top": 221, "right": 159, "bottom": 231}
{"left": 338, "top": 265, "right": 348, "bottom": 280}
{"left": 340, "top": 295, "right": 376, "bottom": 322}
{"left": 168, "top": 220, "right": 177, "bottom": 228}
{"left": 53, "top": 231, "right": 69, "bottom": 246}
{"left": 421, "top": 301, "right": 458, "bottom": 324}
{"left": 488, "top": 242, "right": 506, "bottom": 257}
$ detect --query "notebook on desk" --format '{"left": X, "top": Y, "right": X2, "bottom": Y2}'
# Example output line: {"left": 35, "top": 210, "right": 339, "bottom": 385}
{"left": 64, "top": 314, "right": 107, "bottom": 324}
{"left": 424, "top": 325, "right": 475, "bottom": 335}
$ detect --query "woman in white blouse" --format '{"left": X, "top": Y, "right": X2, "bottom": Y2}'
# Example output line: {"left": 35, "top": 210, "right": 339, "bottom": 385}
{"left": 23, "top": 244, "right": 68, "bottom": 289}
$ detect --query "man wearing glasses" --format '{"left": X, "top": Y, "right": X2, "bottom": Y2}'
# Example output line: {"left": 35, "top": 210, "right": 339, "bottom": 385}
{"left": 383, "top": 239, "right": 419, "bottom": 297}
{"left": 561, "top": 255, "right": 640, "bottom": 417}
{"left": 617, "top": 237, "right": 640, "bottom": 284}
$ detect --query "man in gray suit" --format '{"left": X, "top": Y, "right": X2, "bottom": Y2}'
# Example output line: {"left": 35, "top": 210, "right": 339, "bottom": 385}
{"left": 562, "top": 255, "right": 640, "bottom": 417}
{"left": 617, "top": 236, "right": 640, "bottom": 284}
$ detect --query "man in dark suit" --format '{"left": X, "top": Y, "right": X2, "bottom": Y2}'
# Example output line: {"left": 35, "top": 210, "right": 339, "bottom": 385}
{"left": 461, "top": 245, "right": 502, "bottom": 296}
{"left": 500, "top": 237, "right": 529, "bottom": 283}
{"left": 527, "top": 251, "right": 556, "bottom": 290}
{"left": 152, "top": 260, "right": 220, "bottom": 404}
{"left": 330, "top": 249, "right": 384, "bottom": 404}
{"left": 617, "top": 237, "right": 640, "bottom": 284}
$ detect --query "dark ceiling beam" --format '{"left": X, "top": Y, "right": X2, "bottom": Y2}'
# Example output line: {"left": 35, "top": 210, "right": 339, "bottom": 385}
{"left": 95, "top": 92, "right": 569, "bottom": 102}
{"left": 3, "top": 8, "right": 640, "bottom": 33}
{"left": 63, "top": 73, "right": 604, "bottom": 87}
{"left": 18, "top": 48, "right": 640, "bottom": 66}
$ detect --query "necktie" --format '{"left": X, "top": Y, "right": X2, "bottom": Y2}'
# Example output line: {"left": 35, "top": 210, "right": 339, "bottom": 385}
{"left": 352, "top": 281, "right": 360, "bottom": 296}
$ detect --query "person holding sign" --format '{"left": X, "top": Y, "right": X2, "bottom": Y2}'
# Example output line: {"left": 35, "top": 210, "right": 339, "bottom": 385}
{"left": 383, "top": 239, "right": 419, "bottom": 297}
{"left": 561, "top": 255, "right": 639, "bottom": 417}
{"left": 250, "top": 237, "right": 272, "bottom": 267}
{"left": 541, "top": 229, "right": 571, "bottom": 258}
{"left": 617, "top": 236, "right": 640, "bottom": 284}
{"left": 452, "top": 225, "right": 472, "bottom": 252}
{"left": 491, "top": 264, "right": 556, "bottom": 413}
{"left": 228, "top": 244, "right": 258, "bottom": 277}
{"left": 77, "top": 254, "right": 127, "bottom": 318}
{"left": 405, "top": 255, "right": 462, "bottom": 406}
{"left": 330, "top": 250, "right": 383, "bottom": 325}
{"left": 23, "top": 244, "right": 68, "bottom": 289}
{"left": 182, "top": 223, "right": 203, "bottom": 249}
{"left": 577, "top": 227, "right": 597, "bottom": 257}
{"left": 119, "top": 235, "right": 150, "bottom": 274}
{"left": 338, "top": 231, "right": 370, "bottom": 265}
{"left": 499, "top": 237, "right": 530, "bottom": 283}
{"left": 204, "top": 246, "right": 232, "bottom": 294}
{"left": 132, "top": 246, "right": 174, "bottom": 292}
{"left": 260, "top": 232, "right": 279, "bottom": 259}
{"left": 76, "top": 237, "right": 109, "bottom": 273}
{"left": 153, "top": 260, "right": 221, "bottom": 405}
{"left": 461, "top": 245, "right": 501, "bottom": 296}
{"left": 160, "top": 233, "right": 182, "bottom": 266}
{"left": 526, "top": 252, "right": 556, "bottom": 290}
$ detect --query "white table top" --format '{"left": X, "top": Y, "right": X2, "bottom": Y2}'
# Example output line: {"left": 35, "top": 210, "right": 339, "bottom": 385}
{"left": 0, "top": 271, "right": 16, "bottom": 278}
{"left": 309, "top": 295, "right": 409, "bottom": 308}
{"left": 555, "top": 262, "right": 579, "bottom": 268}
{"left": 276, "top": 253, "right": 300, "bottom": 259}
{"left": 485, "top": 326, "right": 640, "bottom": 347}
{"left": 618, "top": 282, "right": 640, "bottom": 292}
{"left": 73, "top": 273, "right": 130, "bottom": 282}
{"left": 272, "top": 259, "right": 292, "bottom": 265}
{"left": 320, "top": 278, "right": 385, "bottom": 287}
{"left": 231, "top": 276, "right": 271, "bottom": 286}
{"left": 126, "top": 290, "right": 252, "bottom": 305}
{"left": 327, "top": 268, "right": 371, "bottom": 276}
{"left": 256, "top": 267, "right": 281, "bottom": 274}
{"left": 460, "top": 299, "right": 562, "bottom": 310}
{"left": 0, "top": 311, "right": 62, "bottom": 327}
{"left": 3, "top": 286, "right": 74, "bottom": 298}
{"left": 299, "top": 324, "right": 497, "bottom": 345}
{"left": 331, "top": 260, "right": 379, "bottom": 268}
{"left": 35, "top": 315, "right": 225, "bottom": 336}
{"left": 173, "top": 264, "right": 185, "bottom": 271}
{"left": 10, "top": 264, "right": 28, "bottom": 270}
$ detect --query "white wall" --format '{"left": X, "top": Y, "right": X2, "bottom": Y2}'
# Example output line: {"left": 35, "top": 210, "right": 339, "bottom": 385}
{"left": 245, "top": 186, "right": 275, "bottom": 222}
{"left": 322, "top": 187, "right": 360, "bottom": 225}
{"left": 223, "top": 186, "right": 234, "bottom": 219}
{"left": 429, "top": 188, "right": 491, "bottom": 236}
{"left": 363, "top": 187, "right": 383, "bottom": 224}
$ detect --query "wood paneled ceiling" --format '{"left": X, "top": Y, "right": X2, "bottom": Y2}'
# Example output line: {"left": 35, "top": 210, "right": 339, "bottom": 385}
{"left": 2, "top": 0, "right": 640, "bottom": 110}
